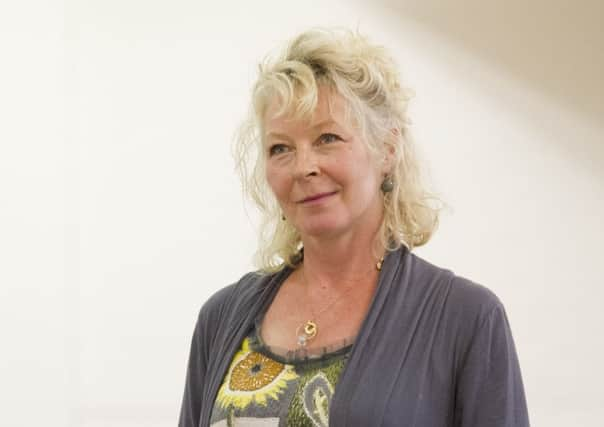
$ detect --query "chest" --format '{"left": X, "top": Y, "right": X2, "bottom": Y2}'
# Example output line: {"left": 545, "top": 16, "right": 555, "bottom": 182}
{"left": 260, "top": 277, "right": 376, "bottom": 352}
{"left": 330, "top": 346, "right": 457, "bottom": 427}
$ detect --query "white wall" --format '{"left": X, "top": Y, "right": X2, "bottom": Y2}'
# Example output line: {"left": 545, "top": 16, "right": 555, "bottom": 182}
{"left": 1, "top": 1, "right": 602, "bottom": 426}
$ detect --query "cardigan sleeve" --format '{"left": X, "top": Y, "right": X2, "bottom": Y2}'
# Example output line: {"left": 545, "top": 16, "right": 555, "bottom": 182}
{"left": 454, "top": 303, "right": 530, "bottom": 427}
{"left": 178, "top": 309, "right": 207, "bottom": 427}
{"left": 177, "top": 286, "right": 230, "bottom": 427}
{"left": 177, "top": 282, "right": 243, "bottom": 427}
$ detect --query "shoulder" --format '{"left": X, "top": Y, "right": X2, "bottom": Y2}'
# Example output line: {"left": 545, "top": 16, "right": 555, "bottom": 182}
{"left": 447, "top": 272, "right": 503, "bottom": 325}
{"left": 400, "top": 251, "right": 506, "bottom": 341}
{"left": 188, "top": 271, "right": 276, "bottom": 356}
{"left": 196, "top": 271, "right": 271, "bottom": 324}
{"left": 404, "top": 253, "right": 515, "bottom": 367}
{"left": 407, "top": 251, "right": 503, "bottom": 316}
{"left": 194, "top": 268, "right": 293, "bottom": 331}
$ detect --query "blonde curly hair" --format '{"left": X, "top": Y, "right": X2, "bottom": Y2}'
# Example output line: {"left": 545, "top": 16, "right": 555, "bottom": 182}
{"left": 235, "top": 28, "right": 441, "bottom": 272}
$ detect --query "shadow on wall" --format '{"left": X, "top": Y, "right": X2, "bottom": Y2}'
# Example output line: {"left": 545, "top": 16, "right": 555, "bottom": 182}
{"left": 376, "top": 0, "right": 603, "bottom": 125}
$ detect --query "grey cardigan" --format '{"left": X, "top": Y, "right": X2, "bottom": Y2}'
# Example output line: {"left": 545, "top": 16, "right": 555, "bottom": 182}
{"left": 178, "top": 247, "right": 529, "bottom": 426}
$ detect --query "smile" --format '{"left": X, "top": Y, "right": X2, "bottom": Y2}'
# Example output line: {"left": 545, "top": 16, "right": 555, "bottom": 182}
{"left": 298, "top": 191, "right": 338, "bottom": 204}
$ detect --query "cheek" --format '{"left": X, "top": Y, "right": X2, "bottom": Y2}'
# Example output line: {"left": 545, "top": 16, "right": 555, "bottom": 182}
{"left": 265, "top": 167, "right": 289, "bottom": 199}
{"left": 350, "top": 163, "right": 382, "bottom": 200}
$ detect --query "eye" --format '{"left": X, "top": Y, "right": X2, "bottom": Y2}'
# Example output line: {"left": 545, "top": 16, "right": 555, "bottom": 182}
{"left": 318, "top": 133, "right": 342, "bottom": 144}
{"left": 268, "top": 144, "right": 289, "bottom": 157}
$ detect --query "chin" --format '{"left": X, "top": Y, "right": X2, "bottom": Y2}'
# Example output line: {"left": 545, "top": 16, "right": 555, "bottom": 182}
{"left": 297, "top": 218, "right": 347, "bottom": 239}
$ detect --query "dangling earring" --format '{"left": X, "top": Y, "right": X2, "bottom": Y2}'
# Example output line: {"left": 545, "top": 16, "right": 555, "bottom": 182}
{"left": 381, "top": 175, "right": 394, "bottom": 193}
{"left": 281, "top": 213, "right": 286, "bottom": 221}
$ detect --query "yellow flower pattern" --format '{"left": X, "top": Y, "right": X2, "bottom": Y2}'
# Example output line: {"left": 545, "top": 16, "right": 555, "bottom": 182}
{"left": 210, "top": 332, "right": 350, "bottom": 427}
{"left": 216, "top": 338, "right": 298, "bottom": 410}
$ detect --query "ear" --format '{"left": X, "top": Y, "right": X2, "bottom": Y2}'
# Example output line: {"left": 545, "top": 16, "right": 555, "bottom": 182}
{"left": 381, "top": 128, "right": 399, "bottom": 174}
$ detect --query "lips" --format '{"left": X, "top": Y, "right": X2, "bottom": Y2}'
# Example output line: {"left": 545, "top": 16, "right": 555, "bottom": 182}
{"left": 298, "top": 191, "right": 338, "bottom": 203}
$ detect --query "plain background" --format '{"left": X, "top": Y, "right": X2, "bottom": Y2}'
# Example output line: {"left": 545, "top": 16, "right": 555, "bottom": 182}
{"left": 1, "top": 0, "right": 602, "bottom": 426}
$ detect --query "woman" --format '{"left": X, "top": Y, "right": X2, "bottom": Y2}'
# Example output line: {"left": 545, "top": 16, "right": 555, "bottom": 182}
{"left": 179, "top": 29, "right": 529, "bottom": 427}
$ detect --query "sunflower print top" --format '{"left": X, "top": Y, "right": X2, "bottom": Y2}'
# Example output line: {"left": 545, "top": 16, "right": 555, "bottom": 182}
{"left": 210, "top": 323, "right": 353, "bottom": 427}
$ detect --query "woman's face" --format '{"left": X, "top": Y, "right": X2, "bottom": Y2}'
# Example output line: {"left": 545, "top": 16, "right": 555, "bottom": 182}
{"left": 264, "top": 88, "right": 386, "bottom": 241}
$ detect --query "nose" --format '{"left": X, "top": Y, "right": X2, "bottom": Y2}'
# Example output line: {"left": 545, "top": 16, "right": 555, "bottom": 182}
{"left": 292, "top": 145, "right": 319, "bottom": 179}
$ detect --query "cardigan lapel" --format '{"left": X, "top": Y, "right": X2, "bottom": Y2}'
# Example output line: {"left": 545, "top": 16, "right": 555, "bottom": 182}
{"left": 329, "top": 246, "right": 409, "bottom": 426}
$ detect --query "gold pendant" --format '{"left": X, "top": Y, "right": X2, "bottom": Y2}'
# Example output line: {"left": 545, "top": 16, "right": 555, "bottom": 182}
{"left": 296, "top": 320, "right": 318, "bottom": 347}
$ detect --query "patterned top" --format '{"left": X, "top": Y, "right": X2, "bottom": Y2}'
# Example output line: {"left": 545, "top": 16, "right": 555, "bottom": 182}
{"left": 210, "top": 321, "right": 353, "bottom": 427}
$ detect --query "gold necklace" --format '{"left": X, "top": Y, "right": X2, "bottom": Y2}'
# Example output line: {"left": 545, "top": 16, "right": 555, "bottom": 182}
{"left": 295, "top": 256, "right": 384, "bottom": 347}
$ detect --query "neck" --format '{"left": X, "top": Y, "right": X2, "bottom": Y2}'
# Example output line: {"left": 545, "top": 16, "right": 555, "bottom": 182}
{"left": 299, "top": 229, "right": 383, "bottom": 293}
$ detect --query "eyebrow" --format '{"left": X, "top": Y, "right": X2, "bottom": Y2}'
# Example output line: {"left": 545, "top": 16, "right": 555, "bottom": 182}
{"left": 311, "top": 119, "right": 338, "bottom": 130}
{"left": 265, "top": 132, "right": 293, "bottom": 142}
{"left": 265, "top": 119, "right": 341, "bottom": 140}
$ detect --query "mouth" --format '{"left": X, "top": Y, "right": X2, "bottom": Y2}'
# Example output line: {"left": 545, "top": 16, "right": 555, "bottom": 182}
{"left": 298, "top": 191, "right": 338, "bottom": 204}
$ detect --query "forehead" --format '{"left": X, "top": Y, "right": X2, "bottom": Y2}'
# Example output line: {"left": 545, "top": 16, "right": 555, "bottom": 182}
{"left": 263, "top": 87, "right": 348, "bottom": 134}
